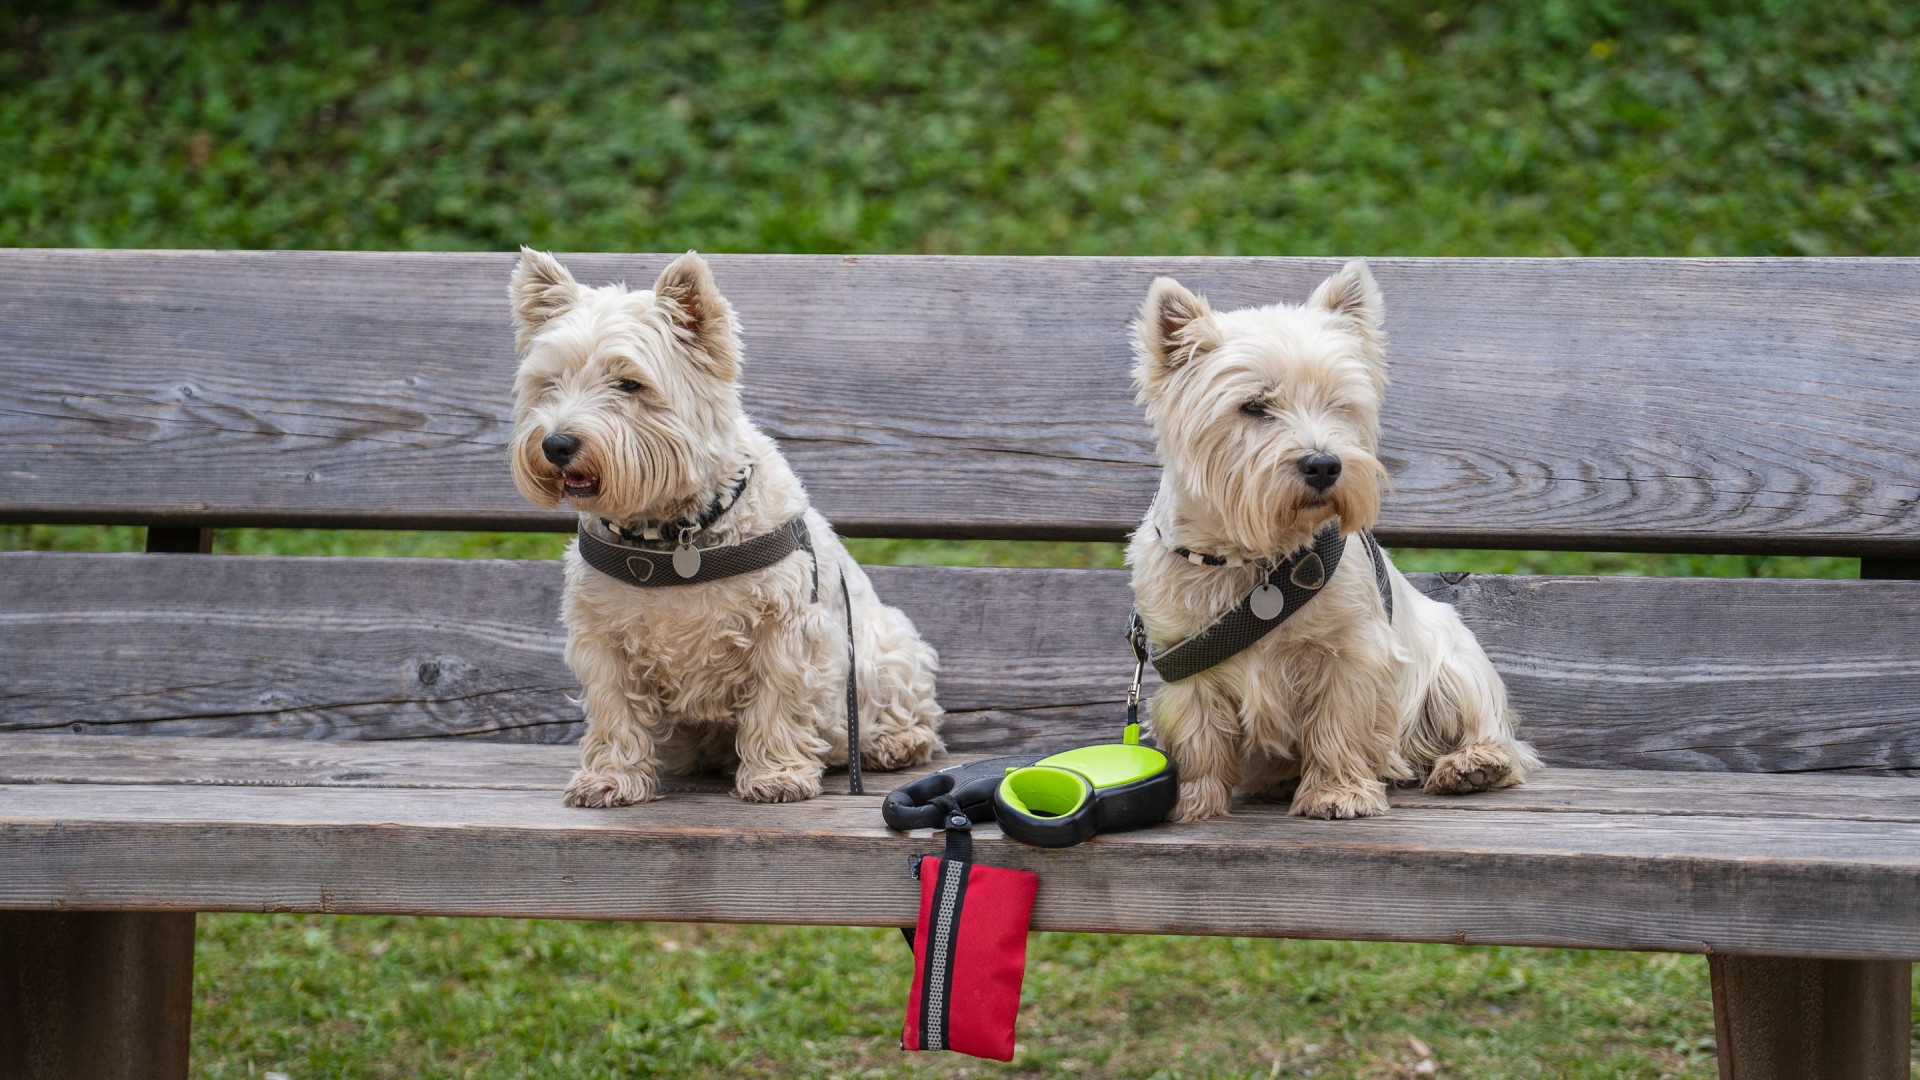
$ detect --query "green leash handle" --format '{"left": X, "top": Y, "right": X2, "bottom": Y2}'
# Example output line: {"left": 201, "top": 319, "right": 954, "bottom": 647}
{"left": 993, "top": 744, "right": 1178, "bottom": 848}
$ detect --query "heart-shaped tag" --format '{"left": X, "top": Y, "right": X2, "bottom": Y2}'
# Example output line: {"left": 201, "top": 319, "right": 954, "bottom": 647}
{"left": 1290, "top": 551, "right": 1326, "bottom": 590}
{"left": 1249, "top": 583, "right": 1286, "bottom": 620}
{"left": 672, "top": 543, "right": 702, "bottom": 579}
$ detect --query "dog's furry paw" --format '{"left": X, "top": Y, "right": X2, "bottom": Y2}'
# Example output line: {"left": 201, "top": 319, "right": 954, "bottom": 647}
{"left": 1172, "top": 777, "right": 1233, "bottom": 822}
{"left": 563, "top": 768, "right": 659, "bottom": 808}
{"left": 1290, "top": 780, "right": 1389, "bottom": 820}
{"left": 861, "top": 725, "right": 940, "bottom": 772}
{"left": 1425, "top": 743, "right": 1519, "bottom": 795}
{"left": 735, "top": 769, "right": 822, "bottom": 804}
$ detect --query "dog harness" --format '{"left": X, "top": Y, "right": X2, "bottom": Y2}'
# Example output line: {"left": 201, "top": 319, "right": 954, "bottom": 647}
{"left": 1134, "top": 521, "right": 1395, "bottom": 684}
{"left": 575, "top": 488, "right": 868, "bottom": 794}
{"left": 580, "top": 515, "right": 819, "bottom": 592}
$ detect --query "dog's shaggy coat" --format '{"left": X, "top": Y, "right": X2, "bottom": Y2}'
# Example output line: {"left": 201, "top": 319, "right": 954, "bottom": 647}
{"left": 508, "top": 249, "right": 943, "bottom": 806}
{"left": 1128, "top": 261, "right": 1539, "bottom": 821}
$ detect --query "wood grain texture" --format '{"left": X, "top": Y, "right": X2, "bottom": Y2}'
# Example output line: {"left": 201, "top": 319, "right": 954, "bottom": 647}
{"left": 8, "top": 733, "right": 1920, "bottom": 822}
{"left": 4, "top": 250, "right": 1919, "bottom": 554}
{"left": 0, "top": 911, "right": 195, "bottom": 1080}
{"left": 0, "top": 733, "right": 956, "bottom": 798}
{"left": 5, "top": 781, "right": 1920, "bottom": 959}
{"left": 7, "top": 552, "right": 1920, "bottom": 774}
{"left": 1708, "top": 956, "right": 1912, "bottom": 1080}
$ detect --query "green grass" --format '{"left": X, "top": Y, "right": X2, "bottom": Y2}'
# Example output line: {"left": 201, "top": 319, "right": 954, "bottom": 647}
{"left": 6, "top": 0, "right": 1917, "bottom": 1074}
{"left": 5, "top": 1, "right": 1917, "bottom": 256}
{"left": 195, "top": 916, "right": 1725, "bottom": 1080}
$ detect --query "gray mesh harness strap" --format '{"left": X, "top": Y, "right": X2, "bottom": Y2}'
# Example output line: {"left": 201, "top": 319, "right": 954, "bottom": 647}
{"left": 1145, "top": 523, "right": 1374, "bottom": 684}
{"left": 577, "top": 518, "right": 864, "bottom": 794}
{"left": 1360, "top": 528, "right": 1394, "bottom": 623}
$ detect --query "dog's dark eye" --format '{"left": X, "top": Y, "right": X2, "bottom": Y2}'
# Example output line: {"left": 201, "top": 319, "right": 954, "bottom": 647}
{"left": 614, "top": 379, "right": 643, "bottom": 394}
{"left": 1241, "top": 399, "right": 1268, "bottom": 418}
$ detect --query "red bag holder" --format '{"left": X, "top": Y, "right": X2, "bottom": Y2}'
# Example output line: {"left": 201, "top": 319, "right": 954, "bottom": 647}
{"left": 900, "top": 812, "right": 1038, "bottom": 1061}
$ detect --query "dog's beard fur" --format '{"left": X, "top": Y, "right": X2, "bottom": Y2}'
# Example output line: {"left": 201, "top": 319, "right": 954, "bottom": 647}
{"left": 506, "top": 248, "right": 944, "bottom": 808}
{"left": 1130, "top": 261, "right": 1537, "bottom": 822}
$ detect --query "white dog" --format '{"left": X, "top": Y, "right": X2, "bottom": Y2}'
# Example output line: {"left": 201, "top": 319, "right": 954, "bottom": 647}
{"left": 508, "top": 248, "right": 943, "bottom": 806}
{"left": 1127, "top": 260, "right": 1539, "bottom": 821}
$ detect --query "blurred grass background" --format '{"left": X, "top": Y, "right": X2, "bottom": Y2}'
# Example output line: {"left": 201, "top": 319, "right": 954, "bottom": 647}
{"left": 3, "top": 0, "right": 1913, "bottom": 1076}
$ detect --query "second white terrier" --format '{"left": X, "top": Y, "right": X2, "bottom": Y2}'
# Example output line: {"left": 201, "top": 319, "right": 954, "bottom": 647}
{"left": 1128, "top": 261, "right": 1539, "bottom": 821}
{"left": 508, "top": 248, "right": 943, "bottom": 807}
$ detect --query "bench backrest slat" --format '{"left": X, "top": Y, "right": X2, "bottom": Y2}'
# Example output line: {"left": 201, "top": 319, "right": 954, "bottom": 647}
{"left": 8, "top": 551, "right": 1918, "bottom": 774}
{"left": 5, "top": 250, "right": 1918, "bottom": 555}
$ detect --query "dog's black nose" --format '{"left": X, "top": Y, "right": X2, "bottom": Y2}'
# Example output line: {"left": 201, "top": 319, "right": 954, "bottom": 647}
{"left": 1299, "top": 453, "right": 1342, "bottom": 492}
{"left": 542, "top": 433, "right": 582, "bottom": 467}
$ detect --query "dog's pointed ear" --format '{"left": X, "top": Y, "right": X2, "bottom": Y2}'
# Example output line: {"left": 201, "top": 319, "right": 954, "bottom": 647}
{"left": 653, "top": 251, "right": 742, "bottom": 383}
{"left": 1133, "top": 277, "right": 1219, "bottom": 396}
{"left": 510, "top": 247, "right": 582, "bottom": 351}
{"left": 1309, "top": 259, "right": 1385, "bottom": 349}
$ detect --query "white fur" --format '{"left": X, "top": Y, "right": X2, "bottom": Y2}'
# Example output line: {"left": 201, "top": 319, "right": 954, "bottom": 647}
{"left": 508, "top": 249, "right": 943, "bottom": 806}
{"left": 1128, "top": 261, "right": 1540, "bottom": 821}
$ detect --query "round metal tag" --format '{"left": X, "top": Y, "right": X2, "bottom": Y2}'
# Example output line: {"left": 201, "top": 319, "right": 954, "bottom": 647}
{"left": 672, "top": 543, "right": 702, "bottom": 579}
{"left": 1249, "top": 583, "right": 1286, "bottom": 620}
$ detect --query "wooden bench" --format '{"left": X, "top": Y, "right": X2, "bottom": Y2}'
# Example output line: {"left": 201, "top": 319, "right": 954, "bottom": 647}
{"left": 4, "top": 250, "right": 1918, "bottom": 1078}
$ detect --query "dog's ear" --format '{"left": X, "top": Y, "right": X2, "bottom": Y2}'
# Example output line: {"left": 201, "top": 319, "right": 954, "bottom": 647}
{"left": 1308, "top": 259, "right": 1385, "bottom": 352}
{"left": 1133, "top": 277, "right": 1219, "bottom": 396}
{"left": 653, "top": 251, "right": 742, "bottom": 383}
{"left": 510, "top": 247, "right": 582, "bottom": 351}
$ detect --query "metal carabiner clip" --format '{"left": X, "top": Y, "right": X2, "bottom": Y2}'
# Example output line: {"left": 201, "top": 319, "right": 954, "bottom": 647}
{"left": 1125, "top": 612, "right": 1150, "bottom": 742}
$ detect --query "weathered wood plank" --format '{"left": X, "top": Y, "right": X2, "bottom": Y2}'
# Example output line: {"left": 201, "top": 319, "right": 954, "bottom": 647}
{"left": 0, "top": 910, "right": 195, "bottom": 1080}
{"left": 4, "top": 251, "right": 1919, "bottom": 554}
{"left": 10, "top": 735, "right": 1920, "bottom": 824}
{"left": 0, "top": 733, "right": 959, "bottom": 798}
{"left": 6, "top": 552, "right": 1919, "bottom": 773}
{"left": 5, "top": 782, "right": 1920, "bottom": 959}
{"left": 1708, "top": 955, "right": 1912, "bottom": 1080}
{"left": 1418, "top": 573, "right": 1920, "bottom": 776}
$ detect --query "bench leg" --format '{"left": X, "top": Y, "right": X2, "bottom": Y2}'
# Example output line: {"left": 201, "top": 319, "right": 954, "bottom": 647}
{"left": 0, "top": 911, "right": 196, "bottom": 1080}
{"left": 1709, "top": 954, "right": 1911, "bottom": 1080}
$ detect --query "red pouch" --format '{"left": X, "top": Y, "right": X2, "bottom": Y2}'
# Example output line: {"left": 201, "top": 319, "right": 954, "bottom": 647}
{"left": 901, "top": 823, "right": 1038, "bottom": 1061}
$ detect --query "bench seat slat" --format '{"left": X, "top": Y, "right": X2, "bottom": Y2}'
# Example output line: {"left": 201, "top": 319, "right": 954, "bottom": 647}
{"left": 4, "top": 768, "right": 1920, "bottom": 959}
{"left": 0, "top": 734, "right": 898, "bottom": 797}
{"left": 5, "top": 551, "right": 1919, "bottom": 774}
{"left": 4, "top": 250, "right": 1919, "bottom": 554}
{"left": 6, "top": 735, "right": 1920, "bottom": 824}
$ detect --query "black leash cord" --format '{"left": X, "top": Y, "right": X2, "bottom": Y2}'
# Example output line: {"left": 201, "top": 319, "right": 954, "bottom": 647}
{"left": 842, "top": 565, "right": 862, "bottom": 795}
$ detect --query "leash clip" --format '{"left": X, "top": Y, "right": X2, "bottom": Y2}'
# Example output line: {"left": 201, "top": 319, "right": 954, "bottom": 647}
{"left": 1125, "top": 612, "right": 1149, "bottom": 741}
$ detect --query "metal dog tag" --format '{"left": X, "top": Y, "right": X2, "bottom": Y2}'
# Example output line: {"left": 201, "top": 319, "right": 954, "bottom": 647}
{"left": 1289, "top": 551, "right": 1327, "bottom": 590}
{"left": 672, "top": 543, "right": 702, "bottom": 579}
{"left": 1249, "top": 583, "right": 1286, "bottom": 620}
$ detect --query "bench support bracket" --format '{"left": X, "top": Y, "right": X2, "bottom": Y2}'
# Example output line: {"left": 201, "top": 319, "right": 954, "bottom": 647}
{"left": 1709, "top": 954, "right": 1911, "bottom": 1079}
{"left": 0, "top": 910, "right": 196, "bottom": 1080}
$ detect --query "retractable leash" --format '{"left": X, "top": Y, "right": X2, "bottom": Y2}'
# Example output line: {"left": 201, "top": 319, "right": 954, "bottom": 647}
{"left": 989, "top": 622, "right": 1179, "bottom": 847}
